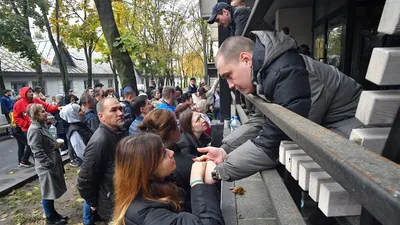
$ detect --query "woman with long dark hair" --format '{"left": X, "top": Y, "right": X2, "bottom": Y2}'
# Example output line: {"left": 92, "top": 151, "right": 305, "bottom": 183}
{"left": 177, "top": 110, "right": 211, "bottom": 156}
{"left": 112, "top": 133, "right": 224, "bottom": 225}
{"left": 136, "top": 109, "right": 193, "bottom": 211}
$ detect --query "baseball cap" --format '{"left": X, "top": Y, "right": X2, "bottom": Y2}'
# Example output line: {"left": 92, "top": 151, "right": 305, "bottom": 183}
{"left": 208, "top": 2, "right": 230, "bottom": 24}
{"left": 123, "top": 86, "right": 133, "bottom": 94}
{"left": 94, "top": 83, "right": 104, "bottom": 88}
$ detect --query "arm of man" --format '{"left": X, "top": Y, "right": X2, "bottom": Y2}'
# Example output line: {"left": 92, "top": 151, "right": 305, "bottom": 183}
{"left": 38, "top": 100, "right": 59, "bottom": 113}
{"left": 13, "top": 104, "right": 31, "bottom": 129}
{"left": 216, "top": 66, "right": 311, "bottom": 181}
{"left": 206, "top": 79, "right": 219, "bottom": 99}
{"left": 77, "top": 141, "right": 105, "bottom": 207}
{"left": 233, "top": 7, "right": 251, "bottom": 36}
{"left": 220, "top": 109, "right": 265, "bottom": 153}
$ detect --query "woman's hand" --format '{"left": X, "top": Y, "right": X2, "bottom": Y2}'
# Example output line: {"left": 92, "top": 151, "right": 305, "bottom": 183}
{"left": 190, "top": 162, "right": 207, "bottom": 187}
{"left": 204, "top": 161, "right": 218, "bottom": 184}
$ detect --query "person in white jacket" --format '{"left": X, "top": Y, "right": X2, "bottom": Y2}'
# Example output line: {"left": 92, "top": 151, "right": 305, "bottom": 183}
{"left": 60, "top": 103, "right": 93, "bottom": 167}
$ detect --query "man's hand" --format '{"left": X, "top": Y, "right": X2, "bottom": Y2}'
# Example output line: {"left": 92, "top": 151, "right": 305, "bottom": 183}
{"left": 91, "top": 207, "right": 96, "bottom": 211}
{"left": 195, "top": 147, "right": 227, "bottom": 165}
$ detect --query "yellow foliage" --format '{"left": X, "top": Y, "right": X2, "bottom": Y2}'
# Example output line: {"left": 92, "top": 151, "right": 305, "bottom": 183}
{"left": 183, "top": 52, "right": 203, "bottom": 77}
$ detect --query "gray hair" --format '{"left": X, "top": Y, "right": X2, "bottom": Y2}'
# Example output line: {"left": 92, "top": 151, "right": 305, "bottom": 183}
{"left": 96, "top": 97, "right": 118, "bottom": 113}
{"left": 26, "top": 103, "right": 45, "bottom": 121}
{"left": 216, "top": 36, "right": 254, "bottom": 67}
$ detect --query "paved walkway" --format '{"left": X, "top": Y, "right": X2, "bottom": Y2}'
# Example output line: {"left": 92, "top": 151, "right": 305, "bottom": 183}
{"left": 0, "top": 136, "right": 69, "bottom": 196}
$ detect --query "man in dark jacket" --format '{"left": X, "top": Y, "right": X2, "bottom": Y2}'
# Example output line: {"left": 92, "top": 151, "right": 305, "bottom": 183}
{"left": 208, "top": 2, "right": 272, "bottom": 36}
{"left": 77, "top": 98, "right": 127, "bottom": 222}
{"left": 146, "top": 81, "right": 156, "bottom": 99}
{"left": 197, "top": 31, "right": 363, "bottom": 182}
{"left": 80, "top": 93, "right": 100, "bottom": 133}
{"left": 122, "top": 90, "right": 136, "bottom": 130}
{"left": 0, "top": 89, "right": 13, "bottom": 123}
{"left": 188, "top": 78, "right": 198, "bottom": 94}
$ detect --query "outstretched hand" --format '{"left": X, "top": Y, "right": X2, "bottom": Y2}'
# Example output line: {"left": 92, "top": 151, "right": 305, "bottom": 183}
{"left": 194, "top": 147, "right": 227, "bottom": 165}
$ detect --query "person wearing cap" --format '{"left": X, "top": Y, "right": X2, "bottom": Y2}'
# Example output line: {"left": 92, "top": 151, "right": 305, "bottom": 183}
{"left": 94, "top": 82, "right": 104, "bottom": 88}
{"left": 208, "top": 2, "right": 272, "bottom": 36}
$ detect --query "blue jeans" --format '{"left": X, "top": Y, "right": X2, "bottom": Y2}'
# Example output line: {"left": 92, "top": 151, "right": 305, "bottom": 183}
{"left": 214, "top": 108, "right": 220, "bottom": 120}
{"left": 83, "top": 201, "right": 94, "bottom": 225}
{"left": 42, "top": 199, "right": 55, "bottom": 217}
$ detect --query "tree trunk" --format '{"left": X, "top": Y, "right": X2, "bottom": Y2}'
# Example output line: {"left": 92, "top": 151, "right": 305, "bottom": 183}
{"left": 94, "top": 0, "right": 137, "bottom": 92}
{"left": 41, "top": 7, "right": 69, "bottom": 95}
{"left": 0, "top": 60, "right": 5, "bottom": 96}
{"left": 35, "top": 64, "right": 44, "bottom": 94}
{"left": 108, "top": 58, "right": 119, "bottom": 94}
{"left": 201, "top": 22, "right": 208, "bottom": 83}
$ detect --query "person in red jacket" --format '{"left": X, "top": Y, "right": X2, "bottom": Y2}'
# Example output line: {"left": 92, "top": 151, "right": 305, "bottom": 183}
{"left": 13, "top": 87, "right": 59, "bottom": 167}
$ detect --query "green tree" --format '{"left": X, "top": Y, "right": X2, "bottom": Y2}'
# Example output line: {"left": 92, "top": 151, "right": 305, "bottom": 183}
{"left": 0, "top": 0, "right": 45, "bottom": 90}
{"left": 52, "top": 0, "right": 102, "bottom": 88}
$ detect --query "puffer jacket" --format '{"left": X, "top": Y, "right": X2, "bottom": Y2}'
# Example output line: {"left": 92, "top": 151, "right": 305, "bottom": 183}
{"left": 77, "top": 123, "right": 127, "bottom": 221}
{"left": 124, "top": 184, "right": 224, "bottom": 225}
{"left": 216, "top": 30, "right": 362, "bottom": 181}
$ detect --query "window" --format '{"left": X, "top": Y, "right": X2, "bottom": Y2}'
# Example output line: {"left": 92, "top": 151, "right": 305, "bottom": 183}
{"left": 11, "top": 82, "right": 27, "bottom": 97}
{"left": 31, "top": 81, "right": 47, "bottom": 94}
{"left": 84, "top": 80, "right": 89, "bottom": 89}
{"left": 108, "top": 79, "right": 113, "bottom": 88}
{"left": 314, "top": 36, "right": 325, "bottom": 62}
{"left": 93, "top": 79, "right": 100, "bottom": 85}
{"left": 327, "top": 25, "right": 343, "bottom": 68}
{"left": 68, "top": 80, "right": 73, "bottom": 90}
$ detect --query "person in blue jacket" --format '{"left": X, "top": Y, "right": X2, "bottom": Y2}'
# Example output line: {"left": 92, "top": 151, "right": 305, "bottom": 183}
{"left": 0, "top": 89, "right": 14, "bottom": 123}
{"left": 155, "top": 86, "right": 177, "bottom": 112}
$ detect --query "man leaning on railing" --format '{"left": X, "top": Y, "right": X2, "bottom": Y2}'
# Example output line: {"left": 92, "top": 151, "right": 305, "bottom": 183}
{"left": 197, "top": 30, "right": 363, "bottom": 183}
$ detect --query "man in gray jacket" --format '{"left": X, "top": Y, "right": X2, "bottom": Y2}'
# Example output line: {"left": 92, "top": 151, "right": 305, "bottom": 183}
{"left": 197, "top": 30, "right": 362, "bottom": 182}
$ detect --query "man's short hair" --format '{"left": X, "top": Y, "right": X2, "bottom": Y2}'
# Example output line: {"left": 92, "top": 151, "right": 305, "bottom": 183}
{"left": 282, "top": 27, "right": 290, "bottom": 35}
{"left": 94, "top": 87, "right": 103, "bottom": 97}
{"left": 80, "top": 93, "right": 94, "bottom": 106}
{"left": 4, "top": 89, "right": 11, "bottom": 93}
{"left": 216, "top": 36, "right": 254, "bottom": 67}
{"left": 198, "top": 87, "right": 207, "bottom": 97}
{"left": 96, "top": 97, "right": 117, "bottom": 113}
{"left": 131, "top": 95, "right": 148, "bottom": 116}
{"left": 124, "top": 90, "right": 134, "bottom": 99}
{"left": 190, "top": 78, "right": 196, "bottom": 81}
{"left": 180, "top": 92, "right": 192, "bottom": 103}
{"left": 162, "top": 86, "right": 175, "bottom": 100}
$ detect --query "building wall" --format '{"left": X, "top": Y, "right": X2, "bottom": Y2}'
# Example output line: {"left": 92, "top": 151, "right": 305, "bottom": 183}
{"left": 3, "top": 74, "right": 119, "bottom": 104}
{"left": 275, "top": 7, "right": 313, "bottom": 48}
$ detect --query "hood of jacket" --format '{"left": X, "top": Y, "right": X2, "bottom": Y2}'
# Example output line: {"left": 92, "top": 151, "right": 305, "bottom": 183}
{"left": 60, "top": 103, "right": 83, "bottom": 123}
{"left": 19, "top": 87, "right": 33, "bottom": 102}
{"left": 249, "top": 30, "right": 297, "bottom": 100}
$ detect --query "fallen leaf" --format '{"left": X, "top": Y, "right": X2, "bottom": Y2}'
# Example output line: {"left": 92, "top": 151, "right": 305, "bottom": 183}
{"left": 9, "top": 171, "right": 14, "bottom": 175}
{"left": 76, "top": 198, "right": 84, "bottom": 203}
{"left": 25, "top": 192, "right": 32, "bottom": 197}
{"left": 0, "top": 218, "right": 5, "bottom": 222}
{"left": 32, "top": 209, "right": 39, "bottom": 214}
{"left": 1, "top": 214, "right": 8, "bottom": 219}
{"left": 230, "top": 186, "right": 246, "bottom": 195}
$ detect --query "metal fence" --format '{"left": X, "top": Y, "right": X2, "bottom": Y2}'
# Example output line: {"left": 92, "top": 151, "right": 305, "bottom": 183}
{"left": 240, "top": 93, "right": 400, "bottom": 225}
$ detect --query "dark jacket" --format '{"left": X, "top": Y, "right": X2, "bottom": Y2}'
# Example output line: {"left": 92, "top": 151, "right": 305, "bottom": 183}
{"left": 216, "top": 30, "right": 362, "bottom": 181}
{"left": 54, "top": 102, "right": 68, "bottom": 135}
{"left": 170, "top": 144, "right": 194, "bottom": 212}
{"left": 67, "top": 122, "right": 93, "bottom": 153}
{"left": 124, "top": 184, "right": 224, "bottom": 225}
{"left": 77, "top": 123, "right": 127, "bottom": 221}
{"left": 0, "top": 95, "right": 13, "bottom": 114}
{"left": 84, "top": 109, "right": 100, "bottom": 133}
{"left": 122, "top": 100, "right": 135, "bottom": 130}
{"left": 146, "top": 86, "right": 156, "bottom": 99}
{"left": 188, "top": 84, "right": 198, "bottom": 94}
{"left": 177, "top": 133, "right": 211, "bottom": 157}
{"left": 231, "top": 6, "right": 273, "bottom": 36}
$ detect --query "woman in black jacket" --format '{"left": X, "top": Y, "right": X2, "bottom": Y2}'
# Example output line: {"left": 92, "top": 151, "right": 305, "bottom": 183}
{"left": 112, "top": 133, "right": 224, "bottom": 225}
{"left": 136, "top": 109, "right": 194, "bottom": 212}
{"left": 177, "top": 110, "right": 211, "bottom": 156}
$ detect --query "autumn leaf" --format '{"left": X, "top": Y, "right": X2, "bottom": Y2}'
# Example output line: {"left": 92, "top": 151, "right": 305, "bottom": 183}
{"left": 9, "top": 171, "right": 14, "bottom": 175}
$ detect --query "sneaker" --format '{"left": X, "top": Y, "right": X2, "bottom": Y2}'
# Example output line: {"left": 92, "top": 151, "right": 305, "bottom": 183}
{"left": 60, "top": 150, "right": 69, "bottom": 156}
{"left": 69, "top": 159, "right": 81, "bottom": 167}
{"left": 19, "top": 161, "right": 34, "bottom": 168}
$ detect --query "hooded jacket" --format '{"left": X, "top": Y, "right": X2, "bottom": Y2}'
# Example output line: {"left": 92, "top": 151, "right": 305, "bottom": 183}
{"left": 216, "top": 30, "right": 362, "bottom": 181}
{"left": 60, "top": 103, "right": 93, "bottom": 159}
{"left": 13, "top": 87, "right": 59, "bottom": 132}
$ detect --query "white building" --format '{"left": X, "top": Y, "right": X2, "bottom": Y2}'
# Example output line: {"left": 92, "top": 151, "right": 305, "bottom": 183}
{"left": 0, "top": 41, "right": 143, "bottom": 103}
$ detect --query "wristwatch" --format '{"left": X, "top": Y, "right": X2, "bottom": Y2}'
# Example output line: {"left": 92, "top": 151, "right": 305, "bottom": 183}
{"left": 211, "top": 168, "right": 221, "bottom": 181}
